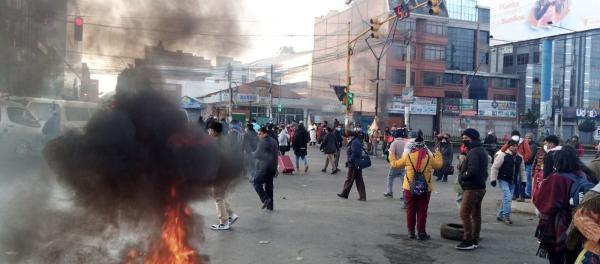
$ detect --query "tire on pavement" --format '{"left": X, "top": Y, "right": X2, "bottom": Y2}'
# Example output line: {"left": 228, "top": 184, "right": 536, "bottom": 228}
{"left": 440, "top": 223, "right": 464, "bottom": 241}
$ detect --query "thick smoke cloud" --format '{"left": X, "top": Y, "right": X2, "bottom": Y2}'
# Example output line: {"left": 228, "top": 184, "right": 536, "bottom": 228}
{"left": 43, "top": 70, "right": 244, "bottom": 221}
{"left": 78, "top": 0, "right": 246, "bottom": 58}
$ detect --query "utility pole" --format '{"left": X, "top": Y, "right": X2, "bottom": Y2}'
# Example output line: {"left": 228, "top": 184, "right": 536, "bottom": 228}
{"left": 269, "top": 64, "right": 274, "bottom": 121}
{"left": 404, "top": 31, "right": 412, "bottom": 128}
{"left": 227, "top": 63, "right": 233, "bottom": 122}
{"left": 345, "top": 22, "right": 352, "bottom": 129}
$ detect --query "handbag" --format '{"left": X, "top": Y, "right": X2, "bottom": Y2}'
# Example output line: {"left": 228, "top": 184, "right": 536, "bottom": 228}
{"left": 356, "top": 147, "right": 372, "bottom": 169}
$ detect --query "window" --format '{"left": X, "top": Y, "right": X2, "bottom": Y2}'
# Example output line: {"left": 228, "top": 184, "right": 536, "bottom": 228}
{"left": 28, "top": 102, "right": 59, "bottom": 121}
{"left": 422, "top": 72, "right": 443, "bottom": 86}
{"left": 447, "top": 27, "right": 475, "bottom": 71}
{"left": 423, "top": 45, "right": 445, "bottom": 61}
{"left": 425, "top": 22, "right": 447, "bottom": 36}
{"left": 393, "top": 43, "right": 416, "bottom": 61}
{"left": 396, "top": 19, "right": 416, "bottom": 32}
{"left": 533, "top": 52, "right": 540, "bottom": 64}
{"left": 7, "top": 107, "right": 40, "bottom": 127}
{"left": 444, "top": 73, "right": 463, "bottom": 85}
{"left": 494, "top": 78, "right": 517, "bottom": 89}
{"left": 391, "top": 69, "right": 415, "bottom": 85}
{"left": 494, "top": 95, "right": 516, "bottom": 101}
{"left": 517, "top": 54, "right": 529, "bottom": 65}
{"left": 479, "top": 31, "right": 489, "bottom": 45}
{"left": 503, "top": 54, "right": 514, "bottom": 67}
{"left": 478, "top": 8, "right": 490, "bottom": 24}
{"left": 479, "top": 52, "right": 489, "bottom": 65}
{"left": 65, "top": 106, "right": 91, "bottom": 121}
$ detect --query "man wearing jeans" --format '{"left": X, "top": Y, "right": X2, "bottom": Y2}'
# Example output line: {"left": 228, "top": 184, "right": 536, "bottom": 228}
{"left": 383, "top": 129, "right": 409, "bottom": 208}
{"left": 456, "top": 128, "right": 488, "bottom": 250}
{"left": 489, "top": 140, "right": 526, "bottom": 225}
{"left": 524, "top": 133, "right": 538, "bottom": 198}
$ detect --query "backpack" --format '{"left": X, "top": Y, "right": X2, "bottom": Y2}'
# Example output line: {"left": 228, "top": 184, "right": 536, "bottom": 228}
{"left": 408, "top": 155, "right": 430, "bottom": 196}
{"left": 560, "top": 172, "right": 595, "bottom": 207}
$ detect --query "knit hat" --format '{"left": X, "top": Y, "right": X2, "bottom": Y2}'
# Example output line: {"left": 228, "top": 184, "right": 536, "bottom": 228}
{"left": 461, "top": 128, "right": 480, "bottom": 140}
{"left": 208, "top": 121, "right": 223, "bottom": 133}
{"left": 413, "top": 130, "right": 425, "bottom": 147}
{"left": 511, "top": 130, "right": 521, "bottom": 137}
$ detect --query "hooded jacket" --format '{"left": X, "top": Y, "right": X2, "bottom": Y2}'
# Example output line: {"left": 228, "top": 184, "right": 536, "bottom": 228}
{"left": 459, "top": 140, "right": 489, "bottom": 190}
{"left": 389, "top": 148, "right": 443, "bottom": 192}
{"left": 321, "top": 132, "right": 339, "bottom": 154}
{"left": 278, "top": 129, "right": 290, "bottom": 147}
{"left": 292, "top": 127, "right": 310, "bottom": 156}
{"left": 254, "top": 135, "right": 279, "bottom": 176}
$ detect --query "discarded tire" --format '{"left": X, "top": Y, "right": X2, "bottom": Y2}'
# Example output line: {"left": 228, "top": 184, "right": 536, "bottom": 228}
{"left": 440, "top": 223, "right": 464, "bottom": 241}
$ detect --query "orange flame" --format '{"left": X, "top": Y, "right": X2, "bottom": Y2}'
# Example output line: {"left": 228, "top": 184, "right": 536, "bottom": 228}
{"left": 124, "top": 186, "right": 200, "bottom": 264}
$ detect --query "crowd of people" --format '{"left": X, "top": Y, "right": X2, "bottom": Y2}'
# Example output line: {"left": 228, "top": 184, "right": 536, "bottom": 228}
{"left": 197, "top": 115, "right": 600, "bottom": 263}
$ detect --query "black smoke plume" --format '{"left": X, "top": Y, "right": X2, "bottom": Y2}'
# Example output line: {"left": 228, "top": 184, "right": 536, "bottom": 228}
{"left": 43, "top": 68, "right": 243, "bottom": 221}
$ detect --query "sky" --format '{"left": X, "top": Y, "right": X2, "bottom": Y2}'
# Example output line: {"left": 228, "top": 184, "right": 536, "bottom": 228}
{"left": 91, "top": 0, "right": 491, "bottom": 93}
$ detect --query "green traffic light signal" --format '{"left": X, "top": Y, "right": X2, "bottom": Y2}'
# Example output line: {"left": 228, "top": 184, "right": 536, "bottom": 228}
{"left": 347, "top": 92, "right": 353, "bottom": 105}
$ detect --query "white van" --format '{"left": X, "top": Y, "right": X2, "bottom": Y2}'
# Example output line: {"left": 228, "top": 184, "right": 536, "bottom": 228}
{"left": 0, "top": 99, "right": 43, "bottom": 157}
{"left": 22, "top": 98, "right": 99, "bottom": 132}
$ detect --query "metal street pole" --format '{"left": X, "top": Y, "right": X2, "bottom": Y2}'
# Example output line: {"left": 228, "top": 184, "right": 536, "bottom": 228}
{"left": 269, "top": 64, "right": 273, "bottom": 121}
{"left": 404, "top": 31, "right": 412, "bottom": 128}
{"left": 227, "top": 63, "right": 233, "bottom": 122}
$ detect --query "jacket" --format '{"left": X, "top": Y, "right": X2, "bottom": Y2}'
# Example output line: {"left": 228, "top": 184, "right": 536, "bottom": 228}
{"left": 589, "top": 157, "right": 600, "bottom": 183}
{"left": 490, "top": 149, "right": 526, "bottom": 183}
{"left": 483, "top": 134, "right": 498, "bottom": 153}
{"left": 459, "top": 140, "right": 489, "bottom": 190}
{"left": 346, "top": 137, "right": 363, "bottom": 169}
{"left": 434, "top": 142, "right": 453, "bottom": 177}
{"left": 573, "top": 208, "right": 600, "bottom": 256}
{"left": 292, "top": 128, "right": 310, "bottom": 156}
{"left": 242, "top": 130, "right": 258, "bottom": 153}
{"left": 254, "top": 136, "right": 278, "bottom": 176}
{"left": 526, "top": 141, "right": 539, "bottom": 165}
{"left": 321, "top": 132, "right": 339, "bottom": 154}
{"left": 500, "top": 140, "right": 532, "bottom": 163}
{"left": 278, "top": 129, "right": 290, "bottom": 147}
{"left": 389, "top": 149, "right": 443, "bottom": 192}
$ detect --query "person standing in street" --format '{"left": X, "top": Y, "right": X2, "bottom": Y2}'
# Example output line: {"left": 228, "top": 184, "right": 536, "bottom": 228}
{"left": 456, "top": 128, "right": 489, "bottom": 250}
{"left": 499, "top": 130, "right": 531, "bottom": 202}
{"left": 483, "top": 131, "right": 498, "bottom": 163}
{"left": 568, "top": 136, "right": 585, "bottom": 158}
{"left": 383, "top": 129, "right": 408, "bottom": 208}
{"left": 334, "top": 124, "right": 344, "bottom": 170}
{"left": 532, "top": 135, "right": 562, "bottom": 202}
{"left": 242, "top": 123, "right": 259, "bottom": 179}
{"left": 389, "top": 131, "right": 443, "bottom": 240}
{"left": 208, "top": 122, "right": 239, "bottom": 230}
{"left": 524, "top": 133, "right": 538, "bottom": 198}
{"left": 321, "top": 127, "right": 340, "bottom": 174}
{"left": 489, "top": 140, "right": 526, "bottom": 225}
{"left": 42, "top": 111, "right": 61, "bottom": 143}
{"left": 434, "top": 133, "right": 454, "bottom": 182}
{"left": 292, "top": 124, "right": 311, "bottom": 173}
{"left": 278, "top": 126, "right": 290, "bottom": 156}
{"left": 337, "top": 131, "right": 367, "bottom": 201}
{"left": 309, "top": 123, "right": 317, "bottom": 146}
{"left": 253, "top": 127, "right": 279, "bottom": 211}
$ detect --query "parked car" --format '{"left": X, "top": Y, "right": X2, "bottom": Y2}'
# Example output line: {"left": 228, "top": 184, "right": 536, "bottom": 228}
{"left": 0, "top": 99, "right": 43, "bottom": 158}
{"left": 21, "top": 98, "right": 99, "bottom": 132}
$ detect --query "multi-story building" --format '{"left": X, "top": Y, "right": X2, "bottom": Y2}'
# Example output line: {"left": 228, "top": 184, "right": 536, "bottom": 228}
{"left": 489, "top": 0, "right": 600, "bottom": 142}
{"left": 312, "top": 0, "right": 518, "bottom": 136}
{"left": 1, "top": 0, "right": 68, "bottom": 97}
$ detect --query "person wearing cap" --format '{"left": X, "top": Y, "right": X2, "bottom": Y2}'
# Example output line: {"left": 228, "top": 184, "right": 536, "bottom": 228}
{"left": 456, "top": 128, "right": 489, "bottom": 250}
{"left": 388, "top": 130, "right": 443, "bottom": 240}
{"left": 338, "top": 131, "right": 367, "bottom": 201}
{"left": 434, "top": 133, "right": 454, "bottom": 182}
{"left": 483, "top": 130, "right": 499, "bottom": 164}
{"left": 383, "top": 128, "right": 409, "bottom": 208}
{"left": 490, "top": 140, "right": 526, "bottom": 225}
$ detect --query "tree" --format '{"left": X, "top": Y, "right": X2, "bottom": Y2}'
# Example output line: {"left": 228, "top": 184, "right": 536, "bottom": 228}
{"left": 578, "top": 119, "right": 596, "bottom": 132}
{"left": 521, "top": 109, "right": 539, "bottom": 129}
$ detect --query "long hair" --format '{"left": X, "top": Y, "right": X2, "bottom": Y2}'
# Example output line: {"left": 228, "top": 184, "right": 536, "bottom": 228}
{"left": 553, "top": 146, "right": 580, "bottom": 173}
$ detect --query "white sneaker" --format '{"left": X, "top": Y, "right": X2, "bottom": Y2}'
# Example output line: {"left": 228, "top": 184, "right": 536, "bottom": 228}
{"left": 210, "top": 223, "right": 230, "bottom": 230}
{"left": 228, "top": 214, "right": 239, "bottom": 226}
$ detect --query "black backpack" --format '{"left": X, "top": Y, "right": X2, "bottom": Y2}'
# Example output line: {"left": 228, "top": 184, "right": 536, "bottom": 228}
{"left": 408, "top": 155, "right": 430, "bottom": 196}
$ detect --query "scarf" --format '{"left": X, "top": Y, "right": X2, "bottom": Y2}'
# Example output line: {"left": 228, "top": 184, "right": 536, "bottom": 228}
{"left": 413, "top": 148, "right": 428, "bottom": 171}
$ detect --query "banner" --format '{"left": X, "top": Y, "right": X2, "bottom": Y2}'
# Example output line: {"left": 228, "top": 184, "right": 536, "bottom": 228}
{"left": 478, "top": 100, "right": 518, "bottom": 118}
{"left": 388, "top": 96, "right": 437, "bottom": 115}
{"left": 460, "top": 99, "right": 477, "bottom": 117}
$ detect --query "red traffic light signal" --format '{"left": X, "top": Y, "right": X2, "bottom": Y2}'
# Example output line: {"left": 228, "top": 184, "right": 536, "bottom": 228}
{"left": 394, "top": 3, "right": 409, "bottom": 19}
{"left": 74, "top": 16, "right": 83, "bottom": 41}
{"left": 74, "top": 16, "right": 83, "bottom": 26}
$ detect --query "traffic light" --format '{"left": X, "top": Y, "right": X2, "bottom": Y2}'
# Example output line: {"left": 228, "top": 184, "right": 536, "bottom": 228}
{"left": 394, "top": 3, "right": 410, "bottom": 19}
{"left": 369, "top": 17, "right": 382, "bottom": 39}
{"left": 427, "top": 0, "right": 441, "bottom": 15}
{"left": 347, "top": 92, "right": 354, "bottom": 106}
{"left": 74, "top": 16, "right": 83, "bottom": 41}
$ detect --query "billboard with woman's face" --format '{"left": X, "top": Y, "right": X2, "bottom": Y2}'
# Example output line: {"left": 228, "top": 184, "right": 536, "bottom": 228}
{"left": 491, "top": 0, "right": 599, "bottom": 42}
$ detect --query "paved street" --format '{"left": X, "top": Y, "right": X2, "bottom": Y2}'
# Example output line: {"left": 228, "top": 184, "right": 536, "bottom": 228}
{"left": 195, "top": 147, "right": 547, "bottom": 264}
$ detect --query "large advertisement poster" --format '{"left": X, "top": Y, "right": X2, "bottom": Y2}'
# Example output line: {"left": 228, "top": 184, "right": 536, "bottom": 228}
{"left": 388, "top": 96, "right": 437, "bottom": 115}
{"left": 491, "top": 0, "right": 599, "bottom": 42}
{"left": 478, "top": 100, "right": 518, "bottom": 118}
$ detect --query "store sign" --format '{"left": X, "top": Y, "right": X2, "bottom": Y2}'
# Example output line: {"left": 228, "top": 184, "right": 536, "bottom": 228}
{"left": 388, "top": 96, "right": 437, "bottom": 115}
{"left": 442, "top": 98, "right": 461, "bottom": 115}
{"left": 478, "top": 100, "right": 517, "bottom": 118}
{"left": 576, "top": 108, "right": 599, "bottom": 118}
{"left": 237, "top": 94, "right": 259, "bottom": 103}
{"left": 460, "top": 99, "right": 477, "bottom": 117}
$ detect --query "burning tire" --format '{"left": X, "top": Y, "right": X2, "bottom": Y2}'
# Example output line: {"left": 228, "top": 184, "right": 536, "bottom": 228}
{"left": 440, "top": 223, "right": 464, "bottom": 241}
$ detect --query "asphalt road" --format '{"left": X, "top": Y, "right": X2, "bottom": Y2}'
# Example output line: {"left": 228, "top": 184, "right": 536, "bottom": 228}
{"left": 3, "top": 148, "right": 595, "bottom": 263}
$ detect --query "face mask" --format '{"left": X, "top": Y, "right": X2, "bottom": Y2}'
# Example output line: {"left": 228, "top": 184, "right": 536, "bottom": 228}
{"left": 511, "top": 135, "right": 520, "bottom": 142}
{"left": 543, "top": 145, "right": 549, "bottom": 152}
{"left": 336, "top": 128, "right": 341, "bottom": 131}
{"left": 463, "top": 140, "right": 471, "bottom": 147}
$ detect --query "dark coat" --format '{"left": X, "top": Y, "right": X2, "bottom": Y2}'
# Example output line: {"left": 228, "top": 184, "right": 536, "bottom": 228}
{"left": 346, "top": 137, "right": 363, "bottom": 169}
{"left": 434, "top": 142, "right": 453, "bottom": 177}
{"left": 293, "top": 128, "right": 310, "bottom": 157}
{"left": 242, "top": 130, "right": 258, "bottom": 153}
{"left": 459, "top": 140, "right": 489, "bottom": 190}
{"left": 254, "top": 136, "right": 278, "bottom": 176}
{"left": 321, "top": 132, "right": 339, "bottom": 154}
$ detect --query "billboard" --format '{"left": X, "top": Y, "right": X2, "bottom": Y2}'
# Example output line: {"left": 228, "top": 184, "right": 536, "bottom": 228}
{"left": 478, "top": 100, "right": 518, "bottom": 118}
{"left": 388, "top": 96, "right": 437, "bottom": 115}
{"left": 491, "top": 0, "right": 599, "bottom": 42}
